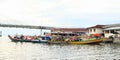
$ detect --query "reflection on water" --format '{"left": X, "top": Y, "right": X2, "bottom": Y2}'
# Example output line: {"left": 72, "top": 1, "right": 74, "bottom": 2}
{"left": 0, "top": 36, "right": 120, "bottom": 60}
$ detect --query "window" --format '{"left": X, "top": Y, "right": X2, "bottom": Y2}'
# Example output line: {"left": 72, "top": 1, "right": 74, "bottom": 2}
{"left": 94, "top": 29, "right": 96, "bottom": 32}
{"left": 90, "top": 29, "right": 92, "bottom": 32}
{"left": 105, "top": 30, "right": 109, "bottom": 33}
{"left": 110, "top": 30, "right": 114, "bottom": 33}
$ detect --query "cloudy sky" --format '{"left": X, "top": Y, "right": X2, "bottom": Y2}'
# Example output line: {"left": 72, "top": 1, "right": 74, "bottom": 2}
{"left": 0, "top": 0, "right": 120, "bottom": 28}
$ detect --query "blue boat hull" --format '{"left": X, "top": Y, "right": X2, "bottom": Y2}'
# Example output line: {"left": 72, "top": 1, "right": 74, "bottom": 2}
{"left": 32, "top": 40, "right": 48, "bottom": 43}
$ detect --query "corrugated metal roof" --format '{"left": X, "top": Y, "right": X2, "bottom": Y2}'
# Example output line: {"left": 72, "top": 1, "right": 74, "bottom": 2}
{"left": 104, "top": 27, "right": 120, "bottom": 30}
{"left": 104, "top": 23, "right": 120, "bottom": 28}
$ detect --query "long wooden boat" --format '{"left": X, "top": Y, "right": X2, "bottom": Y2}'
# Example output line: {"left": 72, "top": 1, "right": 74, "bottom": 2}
{"left": 8, "top": 35, "right": 50, "bottom": 43}
{"left": 8, "top": 35, "right": 104, "bottom": 44}
{"left": 102, "top": 39, "right": 114, "bottom": 43}
{"left": 48, "top": 39, "right": 103, "bottom": 45}
{"left": 8, "top": 35, "right": 32, "bottom": 42}
{"left": 68, "top": 40, "right": 103, "bottom": 44}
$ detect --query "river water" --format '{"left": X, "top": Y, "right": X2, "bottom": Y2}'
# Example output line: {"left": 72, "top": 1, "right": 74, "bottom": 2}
{"left": 0, "top": 36, "right": 120, "bottom": 60}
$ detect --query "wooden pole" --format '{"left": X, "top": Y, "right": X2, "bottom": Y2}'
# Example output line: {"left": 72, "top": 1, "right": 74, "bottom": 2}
{"left": 40, "top": 26, "right": 42, "bottom": 35}
{"left": 0, "top": 31, "right": 2, "bottom": 37}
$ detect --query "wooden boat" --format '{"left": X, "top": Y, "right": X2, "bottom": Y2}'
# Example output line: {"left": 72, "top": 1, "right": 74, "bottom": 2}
{"left": 102, "top": 39, "right": 114, "bottom": 43}
{"left": 8, "top": 35, "right": 51, "bottom": 43}
{"left": 101, "top": 37, "right": 115, "bottom": 43}
{"left": 68, "top": 40, "right": 103, "bottom": 44}
{"left": 48, "top": 39, "right": 103, "bottom": 45}
{"left": 8, "top": 35, "right": 32, "bottom": 42}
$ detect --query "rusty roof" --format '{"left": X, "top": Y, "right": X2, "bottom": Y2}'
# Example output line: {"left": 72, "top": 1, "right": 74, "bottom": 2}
{"left": 87, "top": 25, "right": 106, "bottom": 29}
{"left": 51, "top": 28, "right": 87, "bottom": 32}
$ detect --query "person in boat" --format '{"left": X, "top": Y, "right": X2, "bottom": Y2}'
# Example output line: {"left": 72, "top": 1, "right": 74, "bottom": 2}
{"left": 20, "top": 34, "right": 24, "bottom": 40}
{"left": 14, "top": 34, "right": 20, "bottom": 39}
{"left": 50, "top": 35, "right": 57, "bottom": 42}
{"left": 77, "top": 36, "right": 82, "bottom": 41}
{"left": 34, "top": 35, "right": 38, "bottom": 39}
{"left": 41, "top": 35, "right": 51, "bottom": 41}
{"left": 71, "top": 35, "right": 78, "bottom": 41}
{"left": 14, "top": 35, "right": 18, "bottom": 39}
{"left": 54, "top": 35, "right": 61, "bottom": 41}
{"left": 61, "top": 36, "right": 65, "bottom": 41}
{"left": 73, "top": 36, "right": 77, "bottom": 41}
{"left": 37, "top": 35, "right": 42, "bottom": 40}
{"left": 64, "top": 38, "right": 70, "bottom": 42}
{"left": 45, "top": 36, "right": 51, "bottom": 40}
{"left": 108, "top": 35, "right": 114, "bottom": 42}
{"left": 44, "top": 33, "right": 52, "bottom": 40}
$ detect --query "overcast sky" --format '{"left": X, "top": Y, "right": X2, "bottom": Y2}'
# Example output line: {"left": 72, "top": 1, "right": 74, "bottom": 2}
{"left": 0, "top": 0, "right": 120, "bottom": 28}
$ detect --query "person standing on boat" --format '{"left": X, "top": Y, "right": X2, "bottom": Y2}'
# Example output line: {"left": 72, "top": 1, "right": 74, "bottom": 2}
{"left": 20, "top": 34, "right": 24, "bottom": 40}
{"left": 14, "top": 33, "right": 19, "bottom": 39}
{"left": 108, "top": 35, "right": 114, "bottom": 43}
{"left": 44, "top": 33, "right": 51, "bottom": 40}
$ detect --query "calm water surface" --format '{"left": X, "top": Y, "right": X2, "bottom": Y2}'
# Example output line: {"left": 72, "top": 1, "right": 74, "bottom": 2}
{"left": 0, "top": 36, "right": 120, "bottom": 60}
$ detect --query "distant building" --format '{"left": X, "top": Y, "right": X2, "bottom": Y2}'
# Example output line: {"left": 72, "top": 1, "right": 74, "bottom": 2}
{"left": 103, "top": 24, "right": 120, "bottom": 37}
{"left": 87, "top": 24, "right": 120, "bottom": 38}
{"left": 51, "top": 28, "right": 87, "bottom": 36}
{"left": 87, "top": 25, "right": 105, "bottom": 35}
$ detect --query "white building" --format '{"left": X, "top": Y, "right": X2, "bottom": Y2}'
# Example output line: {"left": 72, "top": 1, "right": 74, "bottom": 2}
{"left": 103, "top": 24, "right": 120, "bottom": 38}
{"left": 87, "top": 24, "right": 120, "bottom": 38}
{"left": 87, "top": 25, "right": 105, "bottom": 36}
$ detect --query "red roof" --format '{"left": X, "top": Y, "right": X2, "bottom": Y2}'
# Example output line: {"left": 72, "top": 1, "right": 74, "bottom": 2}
{"left": 51, "top": 28, "right": 87, "bottom": 32}
{"left": 87, "top": 25, "right": 106, "bottom": 29}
